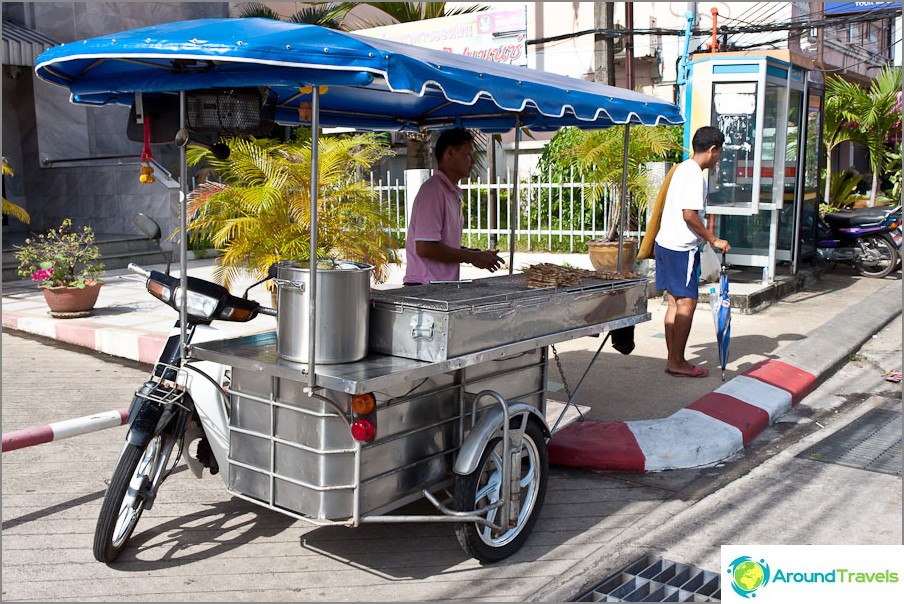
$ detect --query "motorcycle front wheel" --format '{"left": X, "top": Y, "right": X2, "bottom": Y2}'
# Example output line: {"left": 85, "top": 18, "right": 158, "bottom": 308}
{"left": 855, "top": 234, "right": 897, "bottom": 278}
{"left": 93, "top": 435, "right": 173, "bottom": 563}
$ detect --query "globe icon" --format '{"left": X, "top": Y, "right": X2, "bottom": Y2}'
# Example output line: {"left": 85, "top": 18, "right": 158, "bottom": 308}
{"left": 733, "top": 560, "right": 765, "bottom": 592}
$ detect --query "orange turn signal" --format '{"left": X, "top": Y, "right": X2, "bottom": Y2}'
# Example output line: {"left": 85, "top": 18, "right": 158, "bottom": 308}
{"left": 351, "top": 393, "right": 376, "bottom": 415}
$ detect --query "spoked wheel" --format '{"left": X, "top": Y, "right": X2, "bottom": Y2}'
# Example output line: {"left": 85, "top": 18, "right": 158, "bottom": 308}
{"left": 454, "top": 421, "right": 548, "bottom": 563}
{"left": 855, "top": 235, "right": 898, "bottom": 278}
{"left": 93, "top": 435, "right": 175, "bottom": 563}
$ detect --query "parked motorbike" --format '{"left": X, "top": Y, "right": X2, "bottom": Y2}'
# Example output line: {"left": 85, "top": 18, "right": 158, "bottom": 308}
{"left": 93, "top": 263, "right": 275, "bottom": 562}
{"left": 816, "top": 204, "right": 902, "bottom": 278}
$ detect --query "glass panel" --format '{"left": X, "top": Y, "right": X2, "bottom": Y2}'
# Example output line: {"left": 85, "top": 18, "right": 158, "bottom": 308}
{"left": 778, "top": 89, "right": 803, "bottom": 252}
{"left": 759, "top": 84, "right": 781, "bottom": 207}
{"left": 797, "top": 92, "right": 823, "bottom": 261}
{"left": 708, "top": 82, "right": 757, "bottom": 212}
{"left": 716, "top": 213, "right": 771, "bottom": 254}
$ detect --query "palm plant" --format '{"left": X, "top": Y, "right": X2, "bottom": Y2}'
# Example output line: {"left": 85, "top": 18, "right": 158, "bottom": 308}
{"left": 2, "top": 158, "right": 30, "bottom": 225}
{"left": 234, "top": 2, "right": 357, "bottom": 29}
{"left": 825, "top": 66, "right": 902, "bottom": 206}
{"left": 565, "top": 125, "right": 683, "bottom": 241}
{"left": 186, "top": 133, "right": 398, "bottom": 289}
{"left": 823, "top": 80, "right": 865, "bottom": 207}
{"left": 350, "top": 1, "right": 491, "bottom": 28}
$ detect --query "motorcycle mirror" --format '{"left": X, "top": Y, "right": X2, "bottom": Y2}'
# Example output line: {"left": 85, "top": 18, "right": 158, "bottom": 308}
{"left": 175, "top": 128, "right": 230, "bottom": 160}
{"left": 132, "top": 213, "right": 171, "bottom": 275}
{"left": 133, "top": 212, "right": 161, "bottom": 242}
{"left": 242, "top": 266, "right": 278, "bottom": 300}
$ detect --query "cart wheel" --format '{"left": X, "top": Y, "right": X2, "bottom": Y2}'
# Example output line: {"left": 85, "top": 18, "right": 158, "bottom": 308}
{"left": 454, "top": 420, "right": 548, "bottom": 563}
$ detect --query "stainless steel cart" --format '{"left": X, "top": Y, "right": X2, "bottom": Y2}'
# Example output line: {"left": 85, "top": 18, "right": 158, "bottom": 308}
{"left": 191, "top": 274, "right": 649, "bottom": 561}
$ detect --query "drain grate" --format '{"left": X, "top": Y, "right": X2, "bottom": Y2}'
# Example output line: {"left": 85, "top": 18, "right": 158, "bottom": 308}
{"left": 574, "top": 555, "right": 720, "bottom": 602}
{"left": 798, "top": 408, "right": 901, "bottom": 476}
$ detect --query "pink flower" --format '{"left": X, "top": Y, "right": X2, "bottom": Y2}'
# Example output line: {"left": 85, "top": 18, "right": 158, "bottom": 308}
{"left": 31, "top": 269, "right": 54, "bottom": 282}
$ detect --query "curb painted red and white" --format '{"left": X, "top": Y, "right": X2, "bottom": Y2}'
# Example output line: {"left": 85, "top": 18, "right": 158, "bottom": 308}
{"left": 2, "top": 408, "right": 129, "bottom": 453}
{"left": 548, "top": 359, "right": 817, "bottom": 472}
{"left": 2, "top": 311, "right": 167, "bottom": 365}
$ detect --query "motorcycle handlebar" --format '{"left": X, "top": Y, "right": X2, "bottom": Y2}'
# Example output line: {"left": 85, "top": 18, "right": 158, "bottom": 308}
{"left": 258, "top": 306, "right": 278, "bottom": 317}
{"left": 128, "top": 263, "right": 151, "bottom": 278}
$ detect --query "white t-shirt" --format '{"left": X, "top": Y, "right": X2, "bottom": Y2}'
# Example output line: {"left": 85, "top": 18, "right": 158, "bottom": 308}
{"left": 655, "top": 158, "right": 707, "bottom": 252}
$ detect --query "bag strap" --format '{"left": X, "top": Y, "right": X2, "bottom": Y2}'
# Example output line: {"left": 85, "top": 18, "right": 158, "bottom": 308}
{"left": 637, "top": 163, "right": 679, "bottom": 260}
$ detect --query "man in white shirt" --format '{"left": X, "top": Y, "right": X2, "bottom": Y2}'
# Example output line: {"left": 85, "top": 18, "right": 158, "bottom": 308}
{"left": 654, "top": 126, "right": 732, "bottom": 378}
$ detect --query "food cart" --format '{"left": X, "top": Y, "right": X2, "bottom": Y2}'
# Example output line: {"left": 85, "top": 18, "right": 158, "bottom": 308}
{"left": 35, "top": 17, "right": 683, "bottom": 562}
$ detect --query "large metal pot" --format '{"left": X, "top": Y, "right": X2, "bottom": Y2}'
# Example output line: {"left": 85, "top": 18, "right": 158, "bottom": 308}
{"left": 274, "top": 259, "right": 374, "bottom": 364}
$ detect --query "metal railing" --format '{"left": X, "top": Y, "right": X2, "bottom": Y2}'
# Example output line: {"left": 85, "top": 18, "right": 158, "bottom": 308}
{"left": 369, "top": 170, "right": 647, "bottom": 251}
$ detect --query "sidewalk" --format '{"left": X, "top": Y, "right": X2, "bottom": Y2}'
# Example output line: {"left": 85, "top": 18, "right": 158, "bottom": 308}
{"left": 2, "top": 253, "right": 901, "bottom": 471}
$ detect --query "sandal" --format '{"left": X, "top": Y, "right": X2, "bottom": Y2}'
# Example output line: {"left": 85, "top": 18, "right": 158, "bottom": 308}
{"left": 665, "top": 365, "right": 709, "bottom": 378}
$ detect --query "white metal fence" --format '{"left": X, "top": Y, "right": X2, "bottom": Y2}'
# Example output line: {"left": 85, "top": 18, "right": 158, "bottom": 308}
{"left": 369, "top": 169, "right": 647, "bottom": 252}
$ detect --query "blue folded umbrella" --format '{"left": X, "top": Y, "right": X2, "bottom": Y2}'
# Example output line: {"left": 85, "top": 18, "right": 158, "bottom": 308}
{"left": 710, "top": 255, "right": 732, "bottom": 381}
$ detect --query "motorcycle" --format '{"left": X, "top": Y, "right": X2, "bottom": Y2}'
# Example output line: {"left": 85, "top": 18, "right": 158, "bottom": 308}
{"left": 816, "top": 204, "right": 902, "bottom": 278}
{"left": 92, "top": 262, "right": 275, "bottom": 562}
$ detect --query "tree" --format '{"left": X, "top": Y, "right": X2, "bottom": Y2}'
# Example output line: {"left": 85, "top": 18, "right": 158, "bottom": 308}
{"left": 822, "top": 80, "right": 864, "bottom": 207}
{"left": 185, "top": 133, "right": 398, "bottom": 289}
{"left": 562, "top": 125, "right": 683, "bottom": 241}
{"left": 234, "top": 2, "right": 357, "bottom": 29}
{"left": 825, "top": 66, "right": 902, "bottom": 206}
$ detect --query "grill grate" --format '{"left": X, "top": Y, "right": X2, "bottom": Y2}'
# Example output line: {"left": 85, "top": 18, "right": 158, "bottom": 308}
{"left": 798, "top": 407, "right": 902, "bottom": 476}
{"left": 574, "top": 555, "right": 721, "bottom": 602}
{"left": 372, "top": 273, "right": 647, "bottom": 312}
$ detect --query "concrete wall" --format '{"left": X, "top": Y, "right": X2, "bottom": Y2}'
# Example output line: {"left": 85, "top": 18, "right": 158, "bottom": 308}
{"left": 3, "top": 2, "right": 229, "bottom": 243}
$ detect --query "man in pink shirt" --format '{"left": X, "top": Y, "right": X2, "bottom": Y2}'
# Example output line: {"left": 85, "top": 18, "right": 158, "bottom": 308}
{"left": 404, "top": 128, "right": 504, "bottom": 285}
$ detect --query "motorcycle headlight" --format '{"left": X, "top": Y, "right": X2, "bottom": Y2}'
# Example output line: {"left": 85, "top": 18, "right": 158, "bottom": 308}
{"left": 173, "top": 287, "right": 219, "bottom": 319}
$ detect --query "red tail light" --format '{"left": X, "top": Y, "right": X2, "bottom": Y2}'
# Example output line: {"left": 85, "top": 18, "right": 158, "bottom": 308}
{"left": 351, "top": 418, "right": 375, "bottom": 442}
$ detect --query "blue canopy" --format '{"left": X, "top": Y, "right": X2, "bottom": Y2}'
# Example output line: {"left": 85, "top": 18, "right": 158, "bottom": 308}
{"left": 35, "top": 18, "right": 683, "bottom": 133}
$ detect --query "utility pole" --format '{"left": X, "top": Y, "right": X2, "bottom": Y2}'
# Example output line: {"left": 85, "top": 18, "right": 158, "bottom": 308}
{"left": 594, "top": 2, "right": 616, "bottom": 85}
{"left": 617, "top": 2, "right": 635, "bottom": 271}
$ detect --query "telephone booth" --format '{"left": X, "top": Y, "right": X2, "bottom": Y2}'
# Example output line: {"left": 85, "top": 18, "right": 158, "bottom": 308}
{"left": 684, "top": 51, "right": 824, "bottom": 279}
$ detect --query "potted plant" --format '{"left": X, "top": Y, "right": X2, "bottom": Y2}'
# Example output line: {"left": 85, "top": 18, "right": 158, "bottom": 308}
{"left": 15, "top": 218, "right": 105, "bottom": 317}
{"left": 554, "top": 125, "right": 682, "bottom": 271}
{"left": 185, "top": 131, "right": 399, "bottom": 303}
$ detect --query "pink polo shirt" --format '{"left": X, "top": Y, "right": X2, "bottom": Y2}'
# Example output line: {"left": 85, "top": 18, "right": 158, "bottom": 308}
{"left": 404, "top": 171, "right": 464, "bottom": 285}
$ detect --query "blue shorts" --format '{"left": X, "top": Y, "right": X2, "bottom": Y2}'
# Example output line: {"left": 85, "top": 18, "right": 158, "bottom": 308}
{"left": 654, "top": 243, "right": 700, "bottom": 299}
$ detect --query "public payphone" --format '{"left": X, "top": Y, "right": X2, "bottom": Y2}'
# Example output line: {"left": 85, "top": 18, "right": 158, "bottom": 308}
{"left": 685, "top": 51, "right": 824, "bottom": 279}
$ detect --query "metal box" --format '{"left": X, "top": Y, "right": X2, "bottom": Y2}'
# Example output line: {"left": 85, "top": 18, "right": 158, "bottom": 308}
{"left": 226, "top": 348, "right": 546, "bottom": 521}
{"left": 369, "top": 274, "right": 648, "bottom": 362}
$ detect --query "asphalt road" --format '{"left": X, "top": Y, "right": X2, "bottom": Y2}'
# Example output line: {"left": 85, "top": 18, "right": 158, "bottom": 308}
{"left": 2, "top": 313, "right": 900, "bottom": 602}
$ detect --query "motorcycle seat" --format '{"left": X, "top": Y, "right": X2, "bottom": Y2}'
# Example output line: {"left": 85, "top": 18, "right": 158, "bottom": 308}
{"left": 824, "top": 206, "right": 894, "bottom": 229}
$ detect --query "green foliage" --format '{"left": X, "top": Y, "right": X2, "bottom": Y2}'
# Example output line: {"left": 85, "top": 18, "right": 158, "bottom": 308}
{"left": 186, "top": 134, "right": 400, "bottom": 289}
{"left": 2, "top": 159, "right": 30, "bottom": 225}
{"left": 886, "top": 149, "right": 903, "bottom": 199}
{"left": 825, "top": 66, "right": 902, "bottom": 204}
{"left": 15, "top": 218, "right": 105, "bottom": 287}
{"left": 233, "top": 2, "right": 489, "bottom": 30}
{"left": 355, "top": 2, "right": 490, "bottom": 27}
{"left": 531, "top": 126, "right": 682, "bottom": 240}
{"left": 819, "top": 170, "right": 864, "bottom": 215}
{"left": 459, "top": 234, "right": 594, "bottom": 254}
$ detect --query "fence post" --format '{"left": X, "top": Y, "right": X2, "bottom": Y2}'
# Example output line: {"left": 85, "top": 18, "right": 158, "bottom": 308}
{"left": 403, "top": 169, "right": 431, "bottom": 231}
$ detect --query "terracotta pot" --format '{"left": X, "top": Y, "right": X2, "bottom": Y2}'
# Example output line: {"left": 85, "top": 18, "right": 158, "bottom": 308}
{"left": 40, "top": 282, "right": 102, "bottom": 315}
{"left": 587, "top": 239, "right": 637, "bottom": 272}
